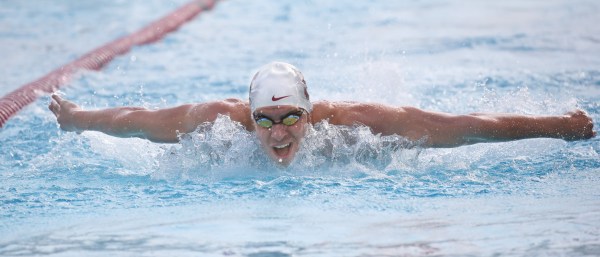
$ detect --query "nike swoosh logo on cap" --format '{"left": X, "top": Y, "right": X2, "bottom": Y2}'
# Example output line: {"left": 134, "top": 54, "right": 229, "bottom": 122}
{"left": 272, "top": 95, "right": 291, "bottom": 101}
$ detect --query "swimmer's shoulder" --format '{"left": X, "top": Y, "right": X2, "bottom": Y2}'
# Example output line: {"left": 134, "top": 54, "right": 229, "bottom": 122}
{"left": 312, "top": 101, "right": 412, "bottom": 126}
{"left": 312, "top": 100, "right": 361, "bottom": 124}
{"left": 188, "top": 98, "right": 249, "bottom": 113}
{"left": 187, "top": 98, "right": 252, "bottom": 128}
{"left": 220, "top": 98, "right": 252, "bottom": 128}
{"left": 222, "top": 98, "right": 249, "bottom": 105}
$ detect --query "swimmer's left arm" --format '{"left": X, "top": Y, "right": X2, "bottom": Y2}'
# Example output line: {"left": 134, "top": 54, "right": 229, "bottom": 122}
{"left": 321, "top": 102, "right": 596, "bottom": 147}
{"left": 400, "top": 108, "right": 596, "bottom": 147}
{"left": 409, "top": 110, "right": 596, "bottom": 147}
{"left": 462, "top": 110, "right": 595, "bottom": 143}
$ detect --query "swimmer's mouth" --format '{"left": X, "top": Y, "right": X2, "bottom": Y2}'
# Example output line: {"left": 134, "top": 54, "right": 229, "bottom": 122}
{"left": 272, "top": 143, "right": 292, "bottom": 158}
{"left": 274, "top": 143, "right": 290, "bottom": 149}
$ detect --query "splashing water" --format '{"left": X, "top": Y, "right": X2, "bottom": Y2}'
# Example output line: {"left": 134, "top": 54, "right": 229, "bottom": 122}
{"left": 293, "top": 120, "right": 423, "bottom": 174}
{"left": 154, "top": 115, "right": 267, "bottom": 181}
{"left": 152, "top": 115, "right": 424, "bottom": 181}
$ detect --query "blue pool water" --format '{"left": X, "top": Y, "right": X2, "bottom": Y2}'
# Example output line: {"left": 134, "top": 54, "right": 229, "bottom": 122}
{"left": 1, "top": 0, "right": 600, "bottom": 256}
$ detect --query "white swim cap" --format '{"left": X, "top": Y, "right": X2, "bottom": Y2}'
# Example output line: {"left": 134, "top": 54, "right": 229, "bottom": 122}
{"left": 249, "top": 62, "right": 312, "bottom": 114}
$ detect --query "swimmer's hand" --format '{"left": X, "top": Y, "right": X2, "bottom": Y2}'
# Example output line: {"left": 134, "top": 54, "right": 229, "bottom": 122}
{"left": 49, "top": 94, "right": 83, "bottom": 133}
{"left": 561, "top": 110, "right": 596, "bottom": 140}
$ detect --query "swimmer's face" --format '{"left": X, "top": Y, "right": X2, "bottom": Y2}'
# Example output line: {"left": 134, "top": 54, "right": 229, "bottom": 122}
{"left": 253, "top": 105, "right": 309, "bottom": 167}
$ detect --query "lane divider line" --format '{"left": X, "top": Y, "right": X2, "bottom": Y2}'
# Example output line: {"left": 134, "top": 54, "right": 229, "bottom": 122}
{"left": 0, "top": 0, "right": 217, "bottom": 127}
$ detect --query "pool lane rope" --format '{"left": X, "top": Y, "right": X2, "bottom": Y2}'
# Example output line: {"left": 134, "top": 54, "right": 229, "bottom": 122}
{"left": 0, "top": 0, "right": 217, "bottom": 128}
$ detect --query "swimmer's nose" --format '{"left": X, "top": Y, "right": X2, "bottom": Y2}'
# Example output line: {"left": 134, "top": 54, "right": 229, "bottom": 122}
{"left": 270, "top": 124, "right": 288, "bottom": 141}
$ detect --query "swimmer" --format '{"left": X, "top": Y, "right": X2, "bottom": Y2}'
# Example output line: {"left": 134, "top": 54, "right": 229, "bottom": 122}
{"left": 49, "top": 62, "right": 596, "bottom": 166}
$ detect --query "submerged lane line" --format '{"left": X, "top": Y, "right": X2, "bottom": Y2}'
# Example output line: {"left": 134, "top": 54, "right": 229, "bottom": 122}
{"left": 0, "top": 0, "right": 218, "bottom": 127}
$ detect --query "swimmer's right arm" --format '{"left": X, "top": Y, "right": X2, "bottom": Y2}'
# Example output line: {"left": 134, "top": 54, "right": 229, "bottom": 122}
{"left": 49, "top": 95, "right": 252, "bottom": 143}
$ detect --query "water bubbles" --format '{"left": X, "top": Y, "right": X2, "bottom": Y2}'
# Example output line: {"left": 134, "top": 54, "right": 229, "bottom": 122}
{"left": 153, "top": 115, "right": 271, "bottom": 181}
{"left": 150, "top": 116, "right": 424, "bottom": 181}
{"left": 291, "top": 120, "right": 423, "bottom": 174}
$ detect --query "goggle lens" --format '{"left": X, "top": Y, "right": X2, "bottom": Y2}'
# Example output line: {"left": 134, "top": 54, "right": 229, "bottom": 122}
{"left": 254, "top": 111, "right": 303, "bottom": 129}
{"left": 282, "top": 115, "right": 301, "bottom": 126}
{"left": 256, "top": 118, "right": 274, "bottom": 128}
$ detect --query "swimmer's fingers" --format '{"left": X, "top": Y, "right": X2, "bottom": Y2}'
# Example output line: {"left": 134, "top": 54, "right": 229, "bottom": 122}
{"left": 52, "top": 94, "right": 69, "bottom": 108}
{"left": 51, "top": 94, "right": 62, "bottom": 102}
{"left": 565, "top": 109, "right": 596, "bottom": 140}
{"left": 49, "top": 94, "right": 82, "bottom": 132}
{"left": 48, "top": 97, "right": 61, "bottom": 115}
{"left": 577, "top": 110, "right": 595, "bottom": 139}
{"left": 51, "top": 94, "right": 80, "bottom": 111}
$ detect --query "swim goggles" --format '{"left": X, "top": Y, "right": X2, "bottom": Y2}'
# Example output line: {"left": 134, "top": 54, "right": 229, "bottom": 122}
{"left": 253, "top": 110, "right": 304, "bottom": 129}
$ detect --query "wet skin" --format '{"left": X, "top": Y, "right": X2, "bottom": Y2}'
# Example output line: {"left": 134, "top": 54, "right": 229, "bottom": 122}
{"left": 49, "top": 95, "right": 596, "bottom": 167}
{"left": 253, "top": 105, "right": 309, "bottom": 166}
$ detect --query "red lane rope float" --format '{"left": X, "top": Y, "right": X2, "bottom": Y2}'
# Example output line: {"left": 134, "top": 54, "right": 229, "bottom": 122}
{"left": 0, "top": 0, "right": 217, "bottom": 127}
